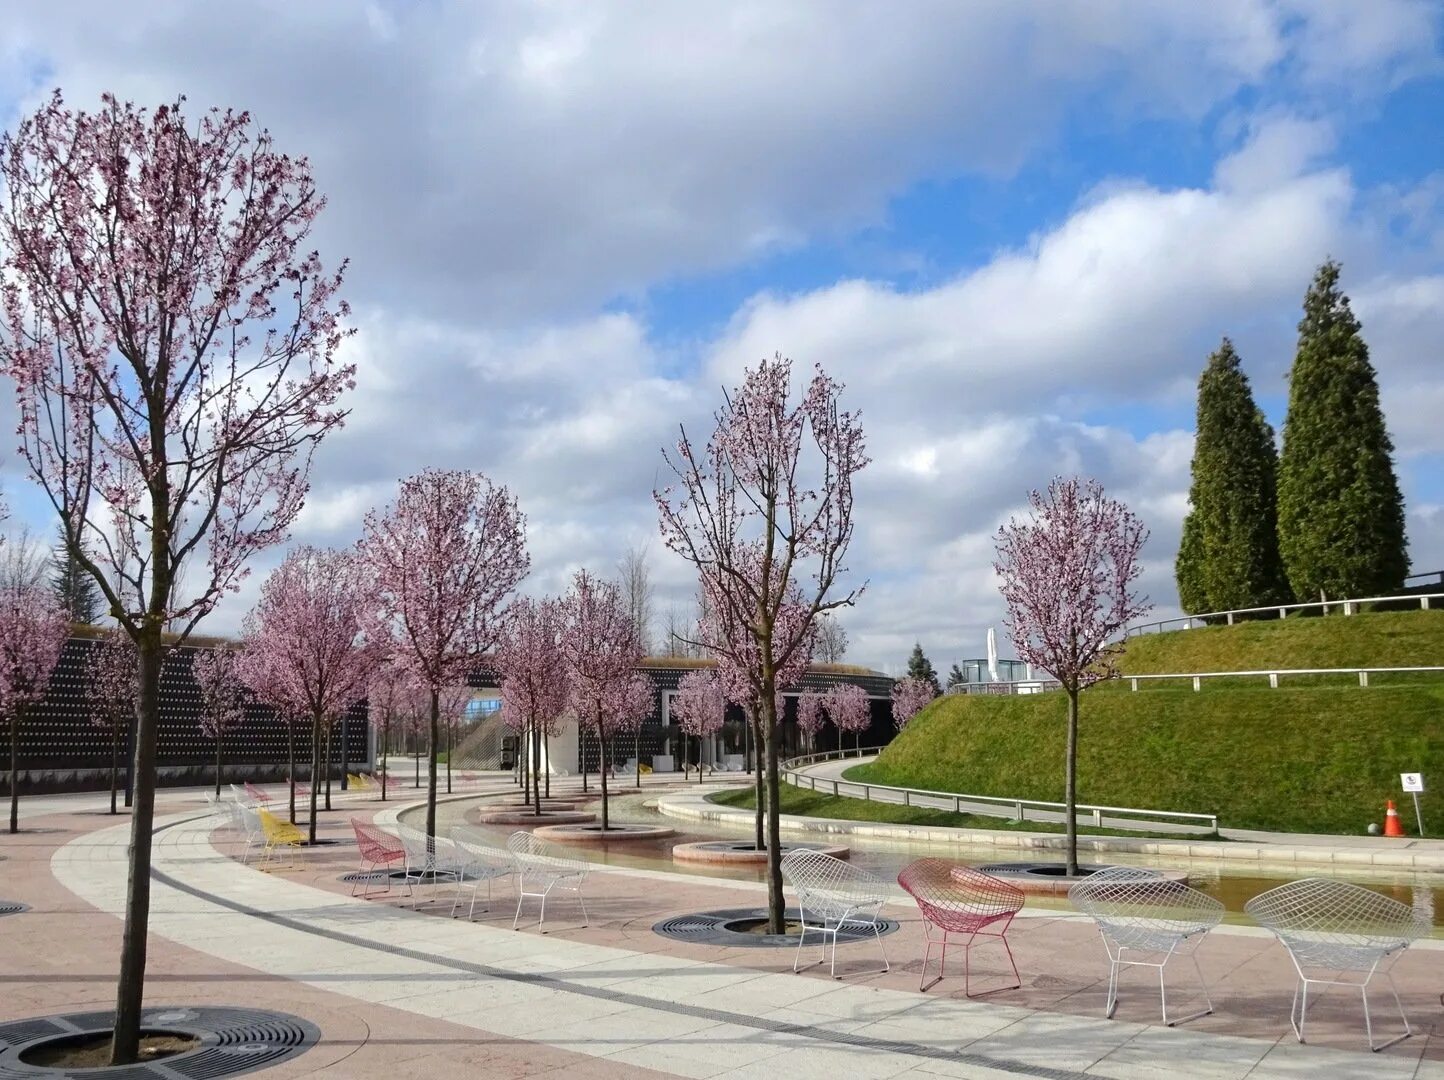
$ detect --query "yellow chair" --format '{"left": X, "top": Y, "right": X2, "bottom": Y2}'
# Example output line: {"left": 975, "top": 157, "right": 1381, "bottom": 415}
{"left": 258, "top": 807, "right": 306, "bottom": 868}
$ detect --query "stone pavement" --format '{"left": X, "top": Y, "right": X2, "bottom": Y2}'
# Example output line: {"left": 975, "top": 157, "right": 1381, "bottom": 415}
{"left": 2, "top": 780, "right": 1441, "bottom": 1079}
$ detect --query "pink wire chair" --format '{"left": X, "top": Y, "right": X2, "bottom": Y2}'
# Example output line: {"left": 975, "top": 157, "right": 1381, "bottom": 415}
{"left": 897, "top": 859, "right": 1026, "bottom": 995}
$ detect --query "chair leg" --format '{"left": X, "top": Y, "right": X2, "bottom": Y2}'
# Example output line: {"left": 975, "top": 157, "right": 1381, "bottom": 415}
{"left": 1290, "top": 978, "right": 1308, "bottom": 1044}
{"left": 1105, "top": 958, "right": 1121, "bottom": 1020}
{"left": 793, "top": 922, "right": 811, "bottom": 973}
{"left": 1362, "top": 974, "right": 1413, "bottom": 1053}
{"left": 1000, "top": 933, "right": 1021, "bottom": 992}
{"left": 575, "top": 884, "right": 589, "bottom": 928}
{"left": 449, "top": 869, "right": 467, "bottom": 918}
{"left": 512, "top": 889, "right": 526, "bottom": 930}
{"left": 1161, "top": 953, "right": 1214, "bottom": 1027}
{"left": 873, "top": 919, "right": 890, "bottom": 975}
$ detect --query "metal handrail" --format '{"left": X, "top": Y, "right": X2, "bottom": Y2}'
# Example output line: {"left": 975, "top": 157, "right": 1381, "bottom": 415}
{"left": 1126, "top": 591, "right": 1443, "bottom": 637}
{"left": 779, "top": 746, "right": 1219, "bottom": 832}
{"left": 944, "top": 665, "right": 1444, "bottom": 695}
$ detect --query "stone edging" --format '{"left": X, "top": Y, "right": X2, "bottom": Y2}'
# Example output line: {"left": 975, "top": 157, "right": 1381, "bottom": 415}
{"left": 653, "top": 789, "right": 1444, "bottom": 873}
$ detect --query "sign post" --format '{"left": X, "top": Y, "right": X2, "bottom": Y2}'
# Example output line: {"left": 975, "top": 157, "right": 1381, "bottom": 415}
{"left": 1400, "top": 772, "right": 1425, "bottom": 837}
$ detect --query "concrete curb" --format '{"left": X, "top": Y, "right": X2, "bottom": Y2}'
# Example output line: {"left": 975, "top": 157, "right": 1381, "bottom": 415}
{"left": 654, "top": 789, "right": 1444, "bottom": 874}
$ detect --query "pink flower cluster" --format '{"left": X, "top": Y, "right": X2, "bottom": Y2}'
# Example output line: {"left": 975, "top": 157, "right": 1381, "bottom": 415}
{"left": 889, "top": 676, "right": 936, "bottom": 731}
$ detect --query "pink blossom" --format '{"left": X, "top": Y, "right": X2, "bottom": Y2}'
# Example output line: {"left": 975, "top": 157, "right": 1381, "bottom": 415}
{"left": 889, "top": 676, "right": 936, "bottom": 731}
{"left": 192, "top": 643, "right": 248, "bottom": 800}
{"left": 0, "top": 582, "right": 68, "bottom": 832}
{"left": 84, "top": 628, "right": 138, "bottom": 813}
{"left": 795, "top": 691, "right": 825, "bottom": 744}
{"left": 825, "top": 682, "right": 871, "bottom": 747}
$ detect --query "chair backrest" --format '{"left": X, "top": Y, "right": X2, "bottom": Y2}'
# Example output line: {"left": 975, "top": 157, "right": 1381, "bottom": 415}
{"left": 506, "top": 830, "right": 587, "bottom": 877}
{"left": 396, "top": 822, "right": 438, "bottom": 866}
{"left": 235, "top": 801, "right": 262, "bottom": 835}
{"left": 229, "top": 783, "right": 252, "bottom": 806}
{"left": 1069, "top": 866, "right": 1224, "bottom": 946}
{"left": 782, "top": 849, "right": 886, "bottom": 919}
{"left": 258, "top": 807, "right": 297, "bottom": 844}
{"left": 897, "top": 858, "right": 1025, "bottom": 924}
{"left": 1244, "top": 878, "right": 1426, "bottom": 967}
{"left": 351, "top": 818, "right": 403, "bottom": 861}
{"left": 450, "top": 826, "right": 513, "bottom": 876}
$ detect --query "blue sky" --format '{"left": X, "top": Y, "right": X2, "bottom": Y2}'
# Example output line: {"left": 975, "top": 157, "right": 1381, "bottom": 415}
{"left": 1, "top": 3, "right": 1442, "bottom": 670}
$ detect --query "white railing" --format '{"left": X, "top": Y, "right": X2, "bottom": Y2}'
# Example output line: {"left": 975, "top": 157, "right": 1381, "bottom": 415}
{"left": 780, "top": 747, "right": 1219, "bottom": 833}
{"left": 1124, "top": 666, "right": 1444, "bottom": 691}
{"left": 945, "top": 680, "right": 1060, "bottom": 696}
{"left": 1126, "top": 592, "right": 1443, "bottom": 637}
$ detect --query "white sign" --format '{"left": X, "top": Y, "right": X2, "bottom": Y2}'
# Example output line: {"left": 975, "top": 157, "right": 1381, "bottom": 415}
{"left": 1401, "top": 772, "right": 1424, "bottom": 793}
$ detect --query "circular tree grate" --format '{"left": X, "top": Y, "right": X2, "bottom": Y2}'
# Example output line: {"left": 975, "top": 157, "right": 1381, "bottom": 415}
{"left": 338, "top": 869, "right": 457, "bottom": 885}
{"left": 0, "top": 902, "right": 27, "bottom": 918}
{"left": 0, "top": 1006, "right": 318, "bottom": 1080}
{"left": 653, "top": 906, "right": 899, "bottom": 949}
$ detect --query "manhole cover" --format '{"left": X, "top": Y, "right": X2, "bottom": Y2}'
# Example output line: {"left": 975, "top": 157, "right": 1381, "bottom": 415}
{"left": 653, "top": 907, "right": 899, "bottom": 948}
{"left": 0, "top": 902, "right": 27, "bottom": 918}
{"left": 0, "top": 1006, "right": 318, "bottom": 1079}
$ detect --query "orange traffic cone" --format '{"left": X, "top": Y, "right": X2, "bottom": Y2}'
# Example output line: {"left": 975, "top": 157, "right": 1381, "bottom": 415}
{"left": 1384, "top": 799, "right": 1406, "bottom": 837}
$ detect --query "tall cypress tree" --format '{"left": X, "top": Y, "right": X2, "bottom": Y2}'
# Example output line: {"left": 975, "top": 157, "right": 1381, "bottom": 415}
{"left": 51, "top": 524, "right": 102, "bottom": 623}
{"left": 905, "top": 642, "right": 941, "bottom": 694}
{"left": 1176, "top": 338, "right": 1290, "bottom": 612}
{"left": 1277, "top": 261, "right": 1408, "bottom": 601}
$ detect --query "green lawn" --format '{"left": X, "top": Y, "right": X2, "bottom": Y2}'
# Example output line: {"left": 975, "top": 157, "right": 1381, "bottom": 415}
{"left": 1117, "top": 608, "right": 1444, "bottom": 674}
{"left": 709, "top": 784, "right": 1220, "bottom": 840}
{"left": 850, "top": 683, "right": 1444, "bottom": 835}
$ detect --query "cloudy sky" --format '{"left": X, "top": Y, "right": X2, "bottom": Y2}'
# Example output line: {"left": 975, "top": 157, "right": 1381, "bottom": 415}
{"left": 2, "top": 2, "right": 1442, "bottom": 674}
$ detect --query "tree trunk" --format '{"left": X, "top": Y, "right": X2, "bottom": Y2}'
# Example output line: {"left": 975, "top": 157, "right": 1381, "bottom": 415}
{"left": 446, "top": 720, "right": 452, "bottom": 795}
{"left": 414, "top": 734, "right": 420, "bottom": 787}
{"left": 762, "top": 692, "right": 785, "bottom": 935}
{"left": 426, "top": 687, "right": 439, "bottom": 840}
{"left": 752, "top": 716, "right": 764, "bottom": 851}
{"left": 532, "top": 723, "right": 543, "bottom": 816}
{"left": 7, "top": 707, "right": 18, "bottom": 834}
{"left": 697, "top": 733, "right": 703, "bottom": 784}
{"left": 287, "top": 724, "right": 296, "bottom": 825}
{"left": 213, "top": 733, "right": 221, "bottom": 801}
{"left": 111, "top": 724, "right": 120, "bottom": 815}
{"left": 635, "top": 728, "right": 641, "bottom": 788}
{"left": 123, "top": 706, "right": 136, "bottom": 809}
{"left": 323, "top": 719, "right": 333, "bottom": 812}
{"left": 308, "top": 713, "right": 321, "bottom": 845}
{"left": 380, "top": 716, "right": 389, "bottom": 802}
{"left": 109, "top": 628, "right": 163, "bottom": 1065}
{"left": 581, "top": 728, "right": 589, "bottom": 792}
{"left": 544, "top": 735, "right": 550, "bottom": 799}
{"left": 1065, "top": 687, "right": 1079, "bottom": 877}
{"left": 598, "top": 721, "right": 610, "bottom": 831}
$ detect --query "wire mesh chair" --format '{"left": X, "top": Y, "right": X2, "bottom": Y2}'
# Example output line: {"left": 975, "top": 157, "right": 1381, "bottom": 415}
{"left": 395, "top": 822, "right": 464, "bottom": 899}
{"left": 449, "top": 826, "right": 516, "bottom": 919}
{"left": 781, "top": 849, "right": 890, "bottom": 978}
{"left": 349, "top": 818, "right": 409, "bottom": 899}
{"left": 1244, "top": 878, "right": 1427, "bottom": 1051}
{"left": 507, "top": 831, "right": 589, "bottom": 932}
{"left": 897, "top": 859, "right": 1025, "bottom": 995}
{"left": 231, "top": 801, "right": 263, "bottom": 864}
{"left": 1068, "top": 867, "right": 1224, "bottom": 1026}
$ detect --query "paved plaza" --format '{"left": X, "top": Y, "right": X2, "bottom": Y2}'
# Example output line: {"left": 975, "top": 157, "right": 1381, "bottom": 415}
{"left": 2, "top": 778, "right": 1441, "bottom": 1079}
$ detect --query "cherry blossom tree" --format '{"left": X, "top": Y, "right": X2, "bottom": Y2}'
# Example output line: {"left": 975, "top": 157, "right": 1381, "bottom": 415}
{"left": 192, "top": 644, "right": 248, "bottom": 800}
{"left": 890, "top": 675, "right": 936, "bottom": 731}
{"left": 0, "top": 92, "right": 354, "bottom": 1063}
{"left": 658, "top": 354, "right": 865, "bottom": 932}
{"left": 365, "top": 659, "right": 417, "bottom": 802}
{"left": 825, "top": 682, "right": 871, "bottom": 751}
{"left": 795, "top": 691, "right": 825, "bottom": 753}
{"left": 561, "top": 570, "right": 645, "bottom": 831}
{"left": 360, "top": 468, "right": 527, "bottom": 839}
{"left": 437, "top": 682, "right": 471, "bottom": 795}
{"left": 496, "top": 596, "right": 567, "bottom": 814}
{"left": 671, "top": 668, "right": 726, "bottom": 783}
{"left": 85, "top": 628, "right": 138, "bottom": 814}
{"left": 240, "top": 547, "right": 375, "bottom": 843}
{"left": 994, "top": 477, "right": 1150, "bottom": 875}
{"left": 0, "top": 583, "right": 68, "bottom": 833}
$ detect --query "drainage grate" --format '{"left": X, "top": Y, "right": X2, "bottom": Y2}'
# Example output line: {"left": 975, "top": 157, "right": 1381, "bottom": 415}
{"left": 0, "top": 902, "right": 27, "bottom": 918}
{"left": 0, "top": 1006, "right": 318, "bottom": 1080}
{"left": 653, "top": 906, "right": 899, "bottom": 948}
{"left": 338, "top": 869, "right": 456, "bottom": 885}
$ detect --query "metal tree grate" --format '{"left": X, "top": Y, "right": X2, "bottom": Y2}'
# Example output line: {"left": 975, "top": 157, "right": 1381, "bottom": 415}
{"left": 0, "top": 1006, "right": 318, "bottom": 1080}
{"left": 0, "top": 902, "right": 28, "bottom": 918}
{"left": 653, "top": 907, "right": 900, "bottom": 949}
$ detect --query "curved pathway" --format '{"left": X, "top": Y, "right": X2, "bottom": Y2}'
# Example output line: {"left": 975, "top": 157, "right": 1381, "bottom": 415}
{"left": 2, "top": 779, "right": 1439, "bottom": 1078}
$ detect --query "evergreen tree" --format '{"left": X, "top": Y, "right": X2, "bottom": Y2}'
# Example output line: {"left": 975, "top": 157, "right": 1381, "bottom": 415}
{"left": 1277, "top": 261, "right": 1408, "bottom": 601}
{"left": 51, "top": 525, "right": 102, "bottom": 623}
{"left": 1175, "top": 338, "right": 1290, "bottom": 613}
{"left": 945, "top": 663, "right": 965, "bottom": 690}
{"left": 905, "top": 642, "right": 941, "bottom": 695}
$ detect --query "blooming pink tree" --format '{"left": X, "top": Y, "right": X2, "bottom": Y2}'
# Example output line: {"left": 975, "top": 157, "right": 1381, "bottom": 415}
{"left": 561, "top": 570, "right": 644, "bottom": 830}
{"left": 438, "top": 682, "right": 472, "bottom": 795}
{"left": 192, "top": 644, "right": 248, "bottom": 800}
{"left": 0, "top": 583, "right": 68, "bottom": 833}
{"left": 890, "top": 676, "right": 936, "bottom": 732}
{"left": 496, "top": 596, "right": 567, "bottom": 814}
{"left": 994, "top": 476, "right": 1150, "bottom": 875}
{"left": 85, "top": 629, "right": 138, "bottom": 814}
{"left": 360, "top": 468, "right": 527, "bottom": 839}
{"left": 671, "top": 669, "right": 726, "bottom": 783}
{"left": 795, "top": 691, "right": 826, "bottom": 753}
{"left": 0, "top": 92, "right": 354, "bottom": 1063}
{"left": 658, "top": 354, "right": 866, "bottom": 932}
{"left": 366, "top": 659, "right": 415, "bottom": 802}
{"left": 240, "top": 547, "right": 375, "bottom": 843}
{"left": 825, "top": 682, "right": 871, "bottom": 751}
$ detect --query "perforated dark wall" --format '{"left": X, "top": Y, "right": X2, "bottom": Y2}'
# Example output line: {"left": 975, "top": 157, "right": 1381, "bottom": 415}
{"left": 6, "top": 637, "right": 369, "bottom": 793}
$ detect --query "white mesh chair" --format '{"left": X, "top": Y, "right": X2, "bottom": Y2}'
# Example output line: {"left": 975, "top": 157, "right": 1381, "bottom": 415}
{"left": 396, "top": 822, "right": 464, "bottom": 898}
{"left": 781, "top": 849, "right": 890, "bottom": 978}
{"left": 448, "top": 826, "right": 515, "bottom": 919}
{"left": 1245, "top": 878, "right": 1427, "bottom": 1051}
{"left": 232, "top": 801, "right": 263, "bottom": 865}
{"left": 1068, "top": 867, "right": 1224, "bottom": 1026}
{"left": 508, "top": 831, "right": 589, "bottom": 931}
